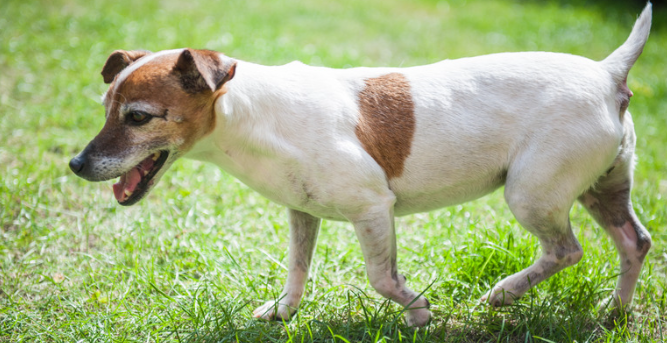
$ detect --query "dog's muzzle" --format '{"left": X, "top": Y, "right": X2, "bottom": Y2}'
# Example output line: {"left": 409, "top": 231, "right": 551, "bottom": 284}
{"left": 69, "top": 140, "right": 123, "bottom": 182}
{"left": 69, "top": 143, "right": 171, "bottom": 206}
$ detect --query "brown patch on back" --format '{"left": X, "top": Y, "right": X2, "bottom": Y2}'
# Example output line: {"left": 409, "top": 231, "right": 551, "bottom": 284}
{"left": 356, "top": 73, "right": 415, "bottom": 179}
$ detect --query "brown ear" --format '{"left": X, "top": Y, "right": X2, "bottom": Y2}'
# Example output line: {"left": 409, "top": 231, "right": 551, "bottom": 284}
{"left": 101, "top": 50, "right": 152, "bottom": 84}
{"left": 173, "top": 48, "right": 237, "bottom": 93}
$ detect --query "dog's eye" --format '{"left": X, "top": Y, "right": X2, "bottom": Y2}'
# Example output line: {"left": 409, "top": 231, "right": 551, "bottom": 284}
{"left": 127, "top": 111, "right": 151, "bottom": 125}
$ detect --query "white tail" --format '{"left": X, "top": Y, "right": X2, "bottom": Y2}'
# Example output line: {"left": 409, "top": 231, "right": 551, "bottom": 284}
{"left": 601, "top": 3, "right": 652, "bottom": 83}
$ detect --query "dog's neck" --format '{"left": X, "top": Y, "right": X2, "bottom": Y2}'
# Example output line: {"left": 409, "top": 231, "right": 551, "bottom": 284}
{"left": 186, "top": 61, "right": 301, "bottom": 166}
{"left": 219, "top": 61, "right": 272, "bottom": 123}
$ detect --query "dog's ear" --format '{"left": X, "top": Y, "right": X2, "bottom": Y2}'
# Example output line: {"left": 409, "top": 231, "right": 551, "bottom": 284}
{"left": 173, "top": 48, "right": 237, "bottom": 93}
{"left": 101, "top": 50, "right": 152, "bottom": 84}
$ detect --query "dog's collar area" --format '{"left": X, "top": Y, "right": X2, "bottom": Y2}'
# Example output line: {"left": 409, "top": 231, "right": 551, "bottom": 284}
{"left": 113, "top": 150, "right": 169, "bottom": 206}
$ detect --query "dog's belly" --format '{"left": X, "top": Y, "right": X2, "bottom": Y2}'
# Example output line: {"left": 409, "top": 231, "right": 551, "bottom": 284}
{"left": 392, "top": 171, "right": 506, "bottom": 216}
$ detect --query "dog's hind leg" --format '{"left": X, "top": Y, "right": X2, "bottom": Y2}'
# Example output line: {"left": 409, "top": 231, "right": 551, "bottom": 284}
{"left": 253, "top": 209, "right": 321, "bottom": 321}
{"left": 351, "top": 192, "right": 431, "bottom": 327}
{"left": 484, "top": 199, "right": 583, "bottom": 306}
{"left": 578, "top": 122, "right": 651, "bottom": 312}
{"left": 483, "top": 153, "right": 590, "bottom": 306}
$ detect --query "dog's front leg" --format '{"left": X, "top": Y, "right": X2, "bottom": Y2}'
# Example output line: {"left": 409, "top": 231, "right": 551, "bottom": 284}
{"left": 253, "top": 209, "right": 321, "bottom": 321}
{"left": 352, "top": 196, "right": 431, "bottom": 327}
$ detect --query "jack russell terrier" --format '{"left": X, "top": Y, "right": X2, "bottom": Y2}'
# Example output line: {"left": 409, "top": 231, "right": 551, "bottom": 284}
{"left": 70, "top": 4, "right": 652, "bottom": 327}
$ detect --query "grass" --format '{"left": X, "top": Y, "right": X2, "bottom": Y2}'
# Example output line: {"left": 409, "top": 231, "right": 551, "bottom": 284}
{"left": 1, "top": 0, "right": 666, "bottom": 341}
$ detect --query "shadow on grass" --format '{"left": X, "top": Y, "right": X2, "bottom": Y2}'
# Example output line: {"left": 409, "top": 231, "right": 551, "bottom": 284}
{"left": 167, "top": 287, "right": 632, "bottom": 343}
{"left": 184, "top": 310, "right": 616, "bottom": 343}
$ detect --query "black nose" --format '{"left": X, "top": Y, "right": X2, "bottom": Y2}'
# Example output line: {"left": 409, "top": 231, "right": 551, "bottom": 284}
{"left": 69, "top": 155, "right": 85, "bottom": 174}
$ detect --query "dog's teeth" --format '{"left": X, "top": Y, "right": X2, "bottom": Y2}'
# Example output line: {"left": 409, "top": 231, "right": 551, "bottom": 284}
{"left": 124, "top": 190, "right": 133, "bottom": 197}
{"left": 151, "top": 153, "right": 159, "bottom": 161}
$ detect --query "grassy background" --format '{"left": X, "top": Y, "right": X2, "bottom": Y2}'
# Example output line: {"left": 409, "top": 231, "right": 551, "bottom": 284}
{"left": 1, "top": 0, "right": 666, "bottom": 341}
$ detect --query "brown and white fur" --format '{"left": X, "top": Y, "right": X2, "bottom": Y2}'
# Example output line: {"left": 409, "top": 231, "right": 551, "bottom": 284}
{"left": 70, "top": 5, "right": 653, "bottom": 327}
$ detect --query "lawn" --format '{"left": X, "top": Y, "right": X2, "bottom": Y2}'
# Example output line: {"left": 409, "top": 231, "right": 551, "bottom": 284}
{"left": 1, "top": 0, "right": 666, "bottom": 342}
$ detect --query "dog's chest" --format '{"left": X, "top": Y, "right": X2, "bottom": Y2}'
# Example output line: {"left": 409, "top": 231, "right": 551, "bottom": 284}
{"left": 186, "top": 143, "right": 349, "bottom": 220}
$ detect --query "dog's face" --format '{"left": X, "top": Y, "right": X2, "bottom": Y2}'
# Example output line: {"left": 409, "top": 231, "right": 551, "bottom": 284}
{"left": 69, "top": 49, "right": 236, "bottom": 205}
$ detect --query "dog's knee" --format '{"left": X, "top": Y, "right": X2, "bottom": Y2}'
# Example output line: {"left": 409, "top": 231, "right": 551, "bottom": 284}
{"left": 636, "top": 228, "right": 652, "bottom": 260}
{"left": 569, "top": 245, "right": 584, "bottom": 265}
{"left": 619, "top": 220, "right": 651, "bottom": 262}
{"left": 541, "top": 231, "right": 583, "bottom": 268}
{"left": 558, "top": 237, "right": 583, "bottom": 264}
{"left": 557, "top": 245, "right": 583, "bottom": 271}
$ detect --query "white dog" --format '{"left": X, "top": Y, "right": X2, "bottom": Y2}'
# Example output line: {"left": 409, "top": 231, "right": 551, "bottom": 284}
{"left": 70, "top": 4, "right": 652, "bottom": 326}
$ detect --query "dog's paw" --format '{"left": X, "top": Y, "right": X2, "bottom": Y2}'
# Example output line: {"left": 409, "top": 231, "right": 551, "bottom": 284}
{"left": 599, "top": 294, "right": 633, "bottom": 319}
{"left": 252, "top": 301, "right": 296, "bottom": 321}
{"left": 481, "top": 287, "right": 519, "bottom": 307}
{"left": 406, "top": 308, "right": 431, "bottom": 327}
{"left": 404, "top": 297, "right": 431, "bottom": 327}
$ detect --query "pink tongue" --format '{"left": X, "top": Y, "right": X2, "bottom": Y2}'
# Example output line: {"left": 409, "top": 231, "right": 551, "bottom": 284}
{"left": 112, "top": 155, "right": 157, "bottom": 202}
{"left": 113, "top": 168, "right": 141, "bottom": 202}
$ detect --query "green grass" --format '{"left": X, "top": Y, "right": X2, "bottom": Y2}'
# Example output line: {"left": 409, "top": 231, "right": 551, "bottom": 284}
{"left": 1, "top": 0, "right": 666, "bottom": 341}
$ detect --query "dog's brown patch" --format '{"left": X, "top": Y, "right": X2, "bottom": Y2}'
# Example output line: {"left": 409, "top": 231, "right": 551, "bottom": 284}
{"left": 101, "top": 50, "right": 151, "bottom": 84}
{"left": 356, "top": 73, "right": 415, "bottom": 179}
{"left": 118, "top": 54, "right": 217, "bottom": 147}
{"left": 94, "top": 50, "right": 232, "bottom": 162}
{"left": 174, "top": 49, "right": 236, "bottom": 93}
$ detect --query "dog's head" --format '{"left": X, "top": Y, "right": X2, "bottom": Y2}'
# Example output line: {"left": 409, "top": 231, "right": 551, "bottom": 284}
{"left": 69, "top": 49, "right": 236, "bottom": 205}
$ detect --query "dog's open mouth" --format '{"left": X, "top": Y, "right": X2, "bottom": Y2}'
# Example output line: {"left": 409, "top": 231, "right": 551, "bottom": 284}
{"left": 113, "top": 151, "right": 169, "bottom": 206}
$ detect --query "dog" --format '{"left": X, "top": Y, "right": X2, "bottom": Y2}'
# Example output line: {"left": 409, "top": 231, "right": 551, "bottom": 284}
{"left": 69, "top": 4, "right": 653, "bottom": 327}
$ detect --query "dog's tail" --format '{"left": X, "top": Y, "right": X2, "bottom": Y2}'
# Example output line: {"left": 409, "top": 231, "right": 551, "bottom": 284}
{"left": 601, "top": 3, "right": 652, "bottom": 83}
